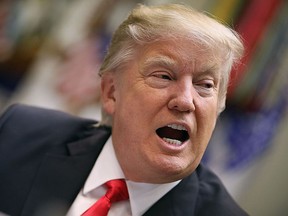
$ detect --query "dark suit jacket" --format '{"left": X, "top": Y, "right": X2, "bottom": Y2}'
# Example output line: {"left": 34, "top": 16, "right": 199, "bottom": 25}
{"left": 0, "top": 104, "right": 248, "bottom": 216}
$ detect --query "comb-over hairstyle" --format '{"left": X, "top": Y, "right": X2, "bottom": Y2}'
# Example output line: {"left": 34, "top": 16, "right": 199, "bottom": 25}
{"left": 99, "top": 4, "right": 244, "bottom": 125}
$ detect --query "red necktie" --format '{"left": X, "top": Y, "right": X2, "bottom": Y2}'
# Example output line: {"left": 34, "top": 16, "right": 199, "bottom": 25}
{"left": 81, "top": 179, "right": 129, "bottom": 216}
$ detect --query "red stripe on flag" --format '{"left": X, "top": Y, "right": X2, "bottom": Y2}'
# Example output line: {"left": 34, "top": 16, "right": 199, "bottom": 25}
{"left": 228, "top": 0, "right": 283, "bottom": 97}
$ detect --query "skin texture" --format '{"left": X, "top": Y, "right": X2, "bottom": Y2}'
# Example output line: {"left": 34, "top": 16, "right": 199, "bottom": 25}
{"left": 101, "top": 38, "right": 222, "bottom": 183}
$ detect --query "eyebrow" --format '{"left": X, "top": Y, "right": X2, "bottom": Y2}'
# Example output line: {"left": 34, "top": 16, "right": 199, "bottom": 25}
{"left": 200, "top": 65, "right": 220, "bottom": 76}
{"left": 196, "top": 65, "right": 221, "bottom": 83}
{"left": 142, "top": 54, "right": 221, "bottom": 80}
{"left": 142, "top": 55, "right": 178, "bottom": 71}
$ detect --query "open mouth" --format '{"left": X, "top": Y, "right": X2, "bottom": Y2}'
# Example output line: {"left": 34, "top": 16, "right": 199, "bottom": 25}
{"left": 156, "top": 124, "right": 189, "bottom": 146}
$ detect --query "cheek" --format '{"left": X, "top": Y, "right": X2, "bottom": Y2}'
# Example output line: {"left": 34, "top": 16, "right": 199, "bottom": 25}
{"left": 124, "top": 84, "right": 166, "bottom": 114}
{"left": 196, "top": 98, "right": 218, "bottom": 136}
{"left": 200, "top": 96, "right": 218, "bottom": 118}
{"left": 113, "top": 90, "right": 150, "bottom": 134}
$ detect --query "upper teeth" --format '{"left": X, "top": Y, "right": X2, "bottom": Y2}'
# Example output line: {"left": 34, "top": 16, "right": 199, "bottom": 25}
{"left": 167, "top": 124, "right": 187, "bottom": 131}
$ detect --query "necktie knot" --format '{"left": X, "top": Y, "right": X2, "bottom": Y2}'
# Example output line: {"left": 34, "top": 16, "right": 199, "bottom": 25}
{"left": 105, "top": 179, "right": 129, "bottom": 202}
{"left": 82, "top": 179, "right": 129, "bottom": 216}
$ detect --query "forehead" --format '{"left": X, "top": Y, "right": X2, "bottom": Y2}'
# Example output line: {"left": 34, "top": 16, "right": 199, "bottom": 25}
{"left": 137, "top": 39, "right": 222, "bottom": 73}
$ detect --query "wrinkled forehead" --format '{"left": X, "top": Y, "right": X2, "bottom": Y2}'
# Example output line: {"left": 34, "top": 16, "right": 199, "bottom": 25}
{"left": 137, "top": 38, "right": 224, "bottom": 73}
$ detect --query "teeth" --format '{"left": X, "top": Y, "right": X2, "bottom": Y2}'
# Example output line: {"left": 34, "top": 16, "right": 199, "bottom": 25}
{"left": 163, "top": 138, "right": 182, "bottom": 146}
{"left": 167, "top": 124, "right": 187, "bottom": 131}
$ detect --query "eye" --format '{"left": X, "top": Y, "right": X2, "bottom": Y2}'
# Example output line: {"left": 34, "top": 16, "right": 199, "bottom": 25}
{"left": 196, "top": 79, "right": 215, "bottom": 88}
{"left": 201, "top": 82, "right": 214, "bottom": 89}
{"left": 194, "top": 80, "right": 216, "bottom": 96}
{"left": 145, "top": 71, "right": 174, "bottom": 89}
{"left": 153, "top": 72, "right": 173, "bottom": 80}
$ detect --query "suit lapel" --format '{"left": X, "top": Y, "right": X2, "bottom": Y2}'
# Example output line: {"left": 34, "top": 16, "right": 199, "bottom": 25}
{"left": 20, "top": 123, "right": 200, "bottom": 216}
{"left": 143, "top": 173, "right": 199, "bottom": 216}
{"left": 21, "top": 126, "right": 111, "bottom": 216}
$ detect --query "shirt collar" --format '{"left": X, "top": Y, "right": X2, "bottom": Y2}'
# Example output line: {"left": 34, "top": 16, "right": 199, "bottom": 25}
{"left": 127, "top": 180, "right": 180, "bottom": 216}
{"left": 83, "top": 136, "right": 125, "bottom": 194}
{"left": 83, "top": 136, "right": 181, "bottom": 216}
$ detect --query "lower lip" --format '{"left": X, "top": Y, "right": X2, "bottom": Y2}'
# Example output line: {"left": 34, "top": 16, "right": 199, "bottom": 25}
{"left": 156, "top": 135, "right": 188, "bottom": 153}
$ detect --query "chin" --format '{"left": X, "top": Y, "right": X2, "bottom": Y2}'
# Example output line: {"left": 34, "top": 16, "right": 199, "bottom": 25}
{"left": 152, "top": 157, "right": 198, "bottom": 182}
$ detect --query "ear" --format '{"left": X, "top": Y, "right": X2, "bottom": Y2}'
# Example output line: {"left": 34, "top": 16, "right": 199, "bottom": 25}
{"left": 101, "top": 72, "right": 116, "bottom": 115}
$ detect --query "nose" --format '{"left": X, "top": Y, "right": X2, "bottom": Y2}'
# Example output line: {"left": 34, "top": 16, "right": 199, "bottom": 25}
{"left": 168, "top": 81, "right": 195, "bottom": 112}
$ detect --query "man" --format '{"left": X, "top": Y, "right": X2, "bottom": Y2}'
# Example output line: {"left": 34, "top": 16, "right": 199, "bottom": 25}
{"left": 0, "top": 3, "right": 247, "bottom": 216}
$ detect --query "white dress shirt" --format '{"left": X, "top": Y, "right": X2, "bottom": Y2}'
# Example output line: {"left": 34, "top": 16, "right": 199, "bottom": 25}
{"left": 67, "top": 136, "right": 180, "bottom": 216}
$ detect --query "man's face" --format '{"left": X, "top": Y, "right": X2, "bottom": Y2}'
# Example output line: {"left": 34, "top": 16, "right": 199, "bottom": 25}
{"left": 101, "top": 39, "right": 221, "bottom": 183}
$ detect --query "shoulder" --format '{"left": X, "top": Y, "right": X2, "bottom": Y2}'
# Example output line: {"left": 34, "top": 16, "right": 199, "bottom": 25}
{"left": 0, "top": 103, "right": 97, "bottom": 128}
{"left": 0, "top": 103, "right": 97, "bottom": 138}
{"left": 192, "top": 164, "right": 249, "bottom": 216}
{"left": 0, "top": 104, "right": 99, "bottom": 155}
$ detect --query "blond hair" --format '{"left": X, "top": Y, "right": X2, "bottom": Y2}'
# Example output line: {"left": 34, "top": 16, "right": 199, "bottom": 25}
{"left": 99, "top": 4, "right": 244, "bottom": 125}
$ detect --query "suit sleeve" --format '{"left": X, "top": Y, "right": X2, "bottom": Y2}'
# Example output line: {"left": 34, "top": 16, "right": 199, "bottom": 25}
{"left": 0, "top": 104, "right": 97, "bottom": 216}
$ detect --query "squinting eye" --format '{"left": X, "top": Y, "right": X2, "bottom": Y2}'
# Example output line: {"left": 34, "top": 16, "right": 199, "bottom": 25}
{"left": 196, "top": 80, "right": 215, "bottom": 89}
{"left": 194, "top": 81, "right": 216, "bottom": 96}
{"left": 153, "top": 73, "right": 172, "bottom": 80}
{"left": 160, "top": 74, "right": 172, "bottom": 80}
{"left": 202, "top": 83, "right": 214, "bottom": 89}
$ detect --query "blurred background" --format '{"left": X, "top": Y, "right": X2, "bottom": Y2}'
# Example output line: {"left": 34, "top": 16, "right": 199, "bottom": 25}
{"left": 0, "top": 0, "right": 287, "bottom": 215}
